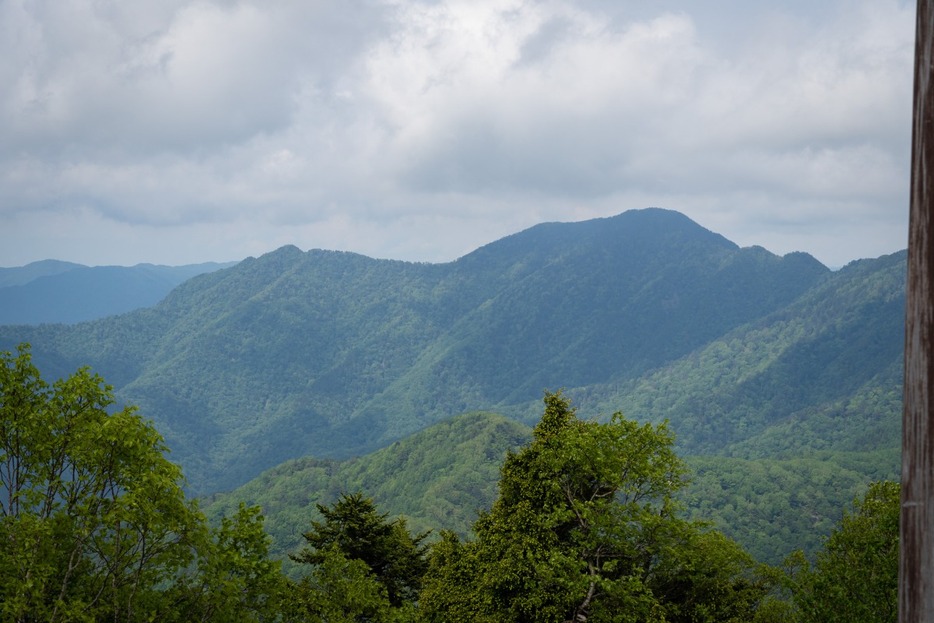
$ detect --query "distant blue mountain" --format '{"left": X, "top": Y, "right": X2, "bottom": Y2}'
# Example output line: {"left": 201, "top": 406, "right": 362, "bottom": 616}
{"left": 0, "top": 261, "right": 236, "bottom": 324}
{"left": 0, "top": 259, "right": 85, "bottom": 288}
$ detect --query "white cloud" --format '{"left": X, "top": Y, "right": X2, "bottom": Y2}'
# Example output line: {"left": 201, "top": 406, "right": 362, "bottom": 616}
{"left": 362, "top": 4, "right": 709, "bottom": 195}
{"left": 0, "top": 0, "right": 916, "bottom": 269}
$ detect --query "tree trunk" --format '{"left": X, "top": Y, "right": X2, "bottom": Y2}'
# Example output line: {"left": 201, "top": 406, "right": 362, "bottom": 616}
{"left": 902, "top": 2, "right": 934, "bottom": 621}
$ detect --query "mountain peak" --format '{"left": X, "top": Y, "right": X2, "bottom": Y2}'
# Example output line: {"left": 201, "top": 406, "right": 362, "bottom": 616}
{"left": 0, "top": 259, "right": 85, "bottom": 288}
{"left": 255, "top": 244, "right": 305, "bottom": 260}
{"left": 456, "top": 208, "right": 737, "bottom": 273}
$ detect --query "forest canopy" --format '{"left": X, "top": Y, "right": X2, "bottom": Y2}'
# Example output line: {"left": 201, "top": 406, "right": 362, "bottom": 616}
{"left": 0, "top": 344, "right": 898, "bottom": 622}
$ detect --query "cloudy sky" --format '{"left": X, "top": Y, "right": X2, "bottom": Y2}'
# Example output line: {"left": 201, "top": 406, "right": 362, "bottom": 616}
{"left": 0, "top": 0, "right": 915, "bottom": 268}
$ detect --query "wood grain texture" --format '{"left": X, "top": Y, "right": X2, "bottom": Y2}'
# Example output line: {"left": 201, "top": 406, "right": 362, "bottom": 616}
{"left": 902, "top": 2, "right": 934, "bottom": 621}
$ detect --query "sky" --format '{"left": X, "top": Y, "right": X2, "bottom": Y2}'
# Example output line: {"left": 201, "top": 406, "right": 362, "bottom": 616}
{"left": 0, "top": 0, "right": 916, "bottom": 269}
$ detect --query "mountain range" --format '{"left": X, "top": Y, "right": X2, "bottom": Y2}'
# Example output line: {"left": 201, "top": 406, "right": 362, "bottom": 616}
{"left": 0, "top": 208, "right": 904, "bottom": 562}
{"left": 0, "top": 260, "right": 234, "bottom": 324}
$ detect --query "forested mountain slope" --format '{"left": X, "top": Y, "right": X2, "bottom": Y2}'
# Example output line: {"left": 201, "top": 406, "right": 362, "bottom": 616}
{"left": 207, "top": 409, "right": 898, "bottom": 567}
{"left": 360, "top": 212, "right": 828, "bottom": 433}
{"left": 601, "top": 249, "right": 906, "bottom": 457}
{"left": 201, "top": 240, "right": 904, "bottom": 566}
{"left": 204, "top": 411, "right": 530, "bottom": 575}
{"left": 0, "top": 208, "right": 897, "bottom": 497}
{"left": 0, "top": 260, "right": 234, "bottom": 324}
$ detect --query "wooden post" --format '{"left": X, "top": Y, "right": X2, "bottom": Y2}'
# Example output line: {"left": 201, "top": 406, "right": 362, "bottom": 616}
{"left": 902, "top": 2, "right": 934, "bottom": 621}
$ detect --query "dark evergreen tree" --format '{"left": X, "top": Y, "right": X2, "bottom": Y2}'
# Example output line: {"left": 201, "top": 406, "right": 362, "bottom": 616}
{"left": 291, "top": 492, "right": 429, "bottom": 608}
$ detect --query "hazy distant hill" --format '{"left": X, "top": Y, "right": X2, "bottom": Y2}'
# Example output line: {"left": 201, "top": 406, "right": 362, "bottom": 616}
{"left": 0, "top": 208, "right": 900, "bottom": 501}
{"left": 0, "top": 259, "right": 84, "bottom": 288}
{"left": 0, "top": 260, "right": 235, "bottom": 324}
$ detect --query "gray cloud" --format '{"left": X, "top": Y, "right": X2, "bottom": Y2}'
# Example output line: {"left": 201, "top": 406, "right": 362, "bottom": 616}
{"left": 0, "top": 0, "right": 914, "bottom": 269}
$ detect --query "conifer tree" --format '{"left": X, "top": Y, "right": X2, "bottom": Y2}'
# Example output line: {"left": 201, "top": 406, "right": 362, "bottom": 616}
{"left": 292, "top": 492, "right": 429, "bottom": 611}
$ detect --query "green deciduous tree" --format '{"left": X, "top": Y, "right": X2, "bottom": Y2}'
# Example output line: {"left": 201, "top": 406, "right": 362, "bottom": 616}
{"left": 171, "top": 503, "right": 288, "bottom": 623}
{"left": 0, "top": 344, "right": 288, "bottom": 622}
{"left": 420, "top": 391, "right": 772, "bottom": 623}
{"left": 786, "top": 480, "right": 899, "bottom": 623}
{"left": 0, "top": 343, "right": 203, "bottom": 622}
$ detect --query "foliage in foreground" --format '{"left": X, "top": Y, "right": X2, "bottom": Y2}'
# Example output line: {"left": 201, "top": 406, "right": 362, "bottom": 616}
{"left": 288, "top": 492, "right": 429, "bottom": 622}
{"left": 1, "top": 344, "right": 901, "bottom": 622}
{"left": 0, "top": 345, "right": 285, "bottom": 622}
{"left": 784, "top": 480, "right": 899, "bottom": 623}
{"left": 419, "top": 392, "right": 775, "bottom": 622}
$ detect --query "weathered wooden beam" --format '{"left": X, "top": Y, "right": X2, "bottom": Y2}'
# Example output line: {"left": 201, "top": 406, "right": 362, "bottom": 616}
{"left": 902, "top": 2, "right": 934, "bottom": 621}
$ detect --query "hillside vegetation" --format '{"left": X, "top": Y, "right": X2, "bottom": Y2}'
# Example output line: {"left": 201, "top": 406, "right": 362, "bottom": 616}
{"left": 1, "top": 349, "right": 900, "bottom": 621}
{"left": 2, "top": 208, "right": 875, "bottom": 496}
{"left": 0, "top": 207, "right": 907, "bottom": 609}
{"left": 206, "top": 410, "right": 898, "bottom": 566}
{"left": 204, "top": 411, "right": 530, "bottom": 576}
